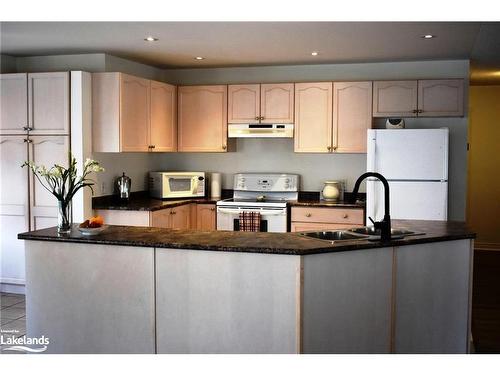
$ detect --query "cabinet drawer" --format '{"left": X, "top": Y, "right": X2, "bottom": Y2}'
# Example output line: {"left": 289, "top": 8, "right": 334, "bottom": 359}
{"left": 291, "top": 222, "right": 363, "bottom": 232}
{"left": 291, "top": 207, "right": 364, "bottom": 225}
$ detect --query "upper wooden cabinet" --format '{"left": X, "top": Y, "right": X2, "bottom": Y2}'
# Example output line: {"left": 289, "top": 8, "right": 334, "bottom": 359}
{"left": 228, "top": 84, "right": 260, "bottom": 123}
{"left": 333, "top": 81, "right": 373, "bottom": 153}
{"left": 228, "top": 83, "right": 294, "bottom": 124}
{"left": 93, "top": 73, "right": 177, "bottom": 152}
{"left": 151, "top": 81, "right": 177, "bottom": 152}
{"left": 417, "top": 79, "right": 464, "bottom": 117}
{"left": 260, "top": 83, "right": 294, "bottom": 123}
{"left": 0, "top": 72, "right": 69, "bottom": 135}
{"left": 0, "top": 74, "right": 28, "bottom": 135}
{"left": 294, "top": 81, "right": 372, "bottom": 153}
{"left": 294, "top": 82, "right": 333, "bottom": 153}
{"left": 177, "top": 85, "right": 228, "bottom": 152}
{"left": 373, "top": 79, "right": 464, "bottom": 118}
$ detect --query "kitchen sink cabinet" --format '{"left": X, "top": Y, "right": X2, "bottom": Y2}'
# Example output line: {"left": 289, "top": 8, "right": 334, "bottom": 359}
{"left": 373, "top": 79, "right": 464, "bottom": 118}
{"left": 93, "top": 73, "right": 177, "bottom": 152}
{"left": 228, "top": 83, "right": 294, "bottom": 125}
{"left": 196, "top": 204, "right": 216, "bottom": 231}
{"left": 178, "top": 85, "right": 228, "bottom": 152}
{"left": 291, "top": 206, "right": 364, "bottom": 232}
{"left": 1, "top": 72, "right": 70, "bottom": 135}
{"left": 294, "top": 81, "right": 371, "bottom": 153}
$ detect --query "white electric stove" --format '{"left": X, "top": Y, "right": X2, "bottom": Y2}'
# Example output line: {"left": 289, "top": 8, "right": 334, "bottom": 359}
{"left": 216, "top": 173, "right": 299, "bottom": 232}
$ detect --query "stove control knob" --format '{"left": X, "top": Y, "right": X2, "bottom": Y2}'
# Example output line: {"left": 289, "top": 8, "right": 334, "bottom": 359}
{"left": 284, "top": 184, "right": 290, "bottom": 189}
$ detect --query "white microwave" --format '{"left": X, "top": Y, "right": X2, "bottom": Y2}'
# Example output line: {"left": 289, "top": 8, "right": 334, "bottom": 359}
{"left": 149, "top": 172, "right": 206, "bottom": 199}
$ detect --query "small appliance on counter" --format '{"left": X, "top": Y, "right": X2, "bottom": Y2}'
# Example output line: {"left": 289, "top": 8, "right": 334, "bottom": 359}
{"left": 216, "top": 173, "right": 299, "bottom": 233}
{"left": 385, "top": 118, "right": 405, "bottom": 129}
{"left": 149, "top": 171, "right": 205, "bottom": 199}
{"left": 116, "top": 172, "right": 131, "bottom": 200}
{"left": 210, "top": 172, "right": 222, "bottom": 199}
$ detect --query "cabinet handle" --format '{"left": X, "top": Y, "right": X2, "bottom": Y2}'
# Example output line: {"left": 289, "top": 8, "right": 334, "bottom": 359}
{"left": 306, "top": 213, "right": 312, "bottom": 217}
{"left": 151, "top": 145, "right": 156, "bottom": 149}
{"left": 255, "top": 116, "right": 260, "bottom": 120}
{"left": 327, "top": 146, "right": 332, "bottom": 151}
{"left": 332, "top": 146, "right": 337, "bottom": 151}
{"left": 260, "top": 116, "right": 265, "bottom": 121}
{"left": 222, "top": 145, "right": 227, "bottom": 150}
{"left": 210, "top": 207, "right": 215, "bottom": 211}
{"left": 343, "top": 214, "right": 348, "bottom": 219}
{"left": 24, "top": 139, "right": 33, "bottom": 143}
{"left": 23, "top": 126, "right": 33, "bottom": 131}
{"left": 412, "top": 109, "right": 418, "bottom": 114}
{"left": 417, "top": 109, "right": 423, "bottom": 114}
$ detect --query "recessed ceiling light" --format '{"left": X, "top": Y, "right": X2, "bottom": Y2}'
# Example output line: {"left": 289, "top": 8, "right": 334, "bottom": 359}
{"left": 194, "top": 56, "right": 204, "bottom": 60}
{"left": 422, "top": 34, "right": 435, "bottom": 39}
{"left": 144, "top": 36, "right": 158, "bottom": 42}
{"left": 311, "top": 51, "right": 319, "bottom": 56}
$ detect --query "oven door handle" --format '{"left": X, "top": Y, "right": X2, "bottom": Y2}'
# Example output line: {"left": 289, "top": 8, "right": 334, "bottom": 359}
{"left": 217, "top": 208, "right": 286, "bottom": 215}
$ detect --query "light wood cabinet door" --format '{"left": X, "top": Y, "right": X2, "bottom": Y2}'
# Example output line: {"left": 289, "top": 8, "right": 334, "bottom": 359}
{"left": 178, "top": 85, "right": 228, "bottom": 152}
{"left": 120, "top": 74, "right": 150, "bottom": 152}
{"left": 150, "top": 209, "right": 172, "bottom": 228}
{"left": 196, "top": 204, "right": 216, "bottom": 231}
{"left": 291, "top": 207, "right": 364, "bottom": 225}
{"left": 333, "top": 81, "right": 372, "bottom": 153}
{"left": 260, "top": 83, "right": 294, "bottom": 123}
{"left": 28, "top": 136, "right": 70, "bottom": 230}
{"left": 150, "top": 81, "right": 177, "bottom": 152}
{"left": 28, "top": 72, "right": 70, "bottom": 135}
{"left": 0, "top": 136, "right": 30, "bottom": 283}
{"left": 170, "top": 204, "right": 191, "bottom": 230}
{"left": 373, "top": 81, "right": 418, "bottom": 118}
{"left": 294, "top": 82, "right": 333, "bottom": 153}
{"left": 0, "top": 74, "right": 28, "bottom": 135}
{"left": 417, "top": 79, "right": 464, "bottom": 117}
{"left": 228, "top": 84, "right": 260, "bottom": 123}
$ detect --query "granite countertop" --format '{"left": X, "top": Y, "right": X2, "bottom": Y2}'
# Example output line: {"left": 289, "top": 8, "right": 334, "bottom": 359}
{"left": 93, "top": 191, "right": 365, "bottom": 211}
{"left": 92, "top": 191, "right": 221, "bottom": 212}
{"left": 18, "top": 220, "right": 475, "bottom": 256}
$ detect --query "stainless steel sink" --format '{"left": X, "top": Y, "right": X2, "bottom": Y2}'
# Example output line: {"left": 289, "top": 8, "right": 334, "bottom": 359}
{"left": 298, "top": 230, "right": 369, "bottom": 242}
{"left": 347, "top": 226, "right": 423, "bottom": 240}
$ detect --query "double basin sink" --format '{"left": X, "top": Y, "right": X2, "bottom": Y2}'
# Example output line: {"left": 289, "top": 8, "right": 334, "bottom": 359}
{"left": 299, "top": 227, "right": 420, "bottom": 243}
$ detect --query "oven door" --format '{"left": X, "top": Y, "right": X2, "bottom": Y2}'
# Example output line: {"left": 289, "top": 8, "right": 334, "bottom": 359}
{"left": 216, "top": 206, "right": 287, "bottom": 233}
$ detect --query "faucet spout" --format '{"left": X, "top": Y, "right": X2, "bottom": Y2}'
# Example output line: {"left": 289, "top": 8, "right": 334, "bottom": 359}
{"left": 351, "top": 172, "right": 392, "bottom": 241}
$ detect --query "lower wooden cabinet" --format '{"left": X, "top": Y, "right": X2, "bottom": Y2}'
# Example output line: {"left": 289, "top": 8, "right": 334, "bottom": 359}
{"left": 291, "top": 206, "right": 364, "bottom": 232}
{"left": 96, "top": 203, "right": 216, "bottom": 231}
{"left": 196, "top": 204, "right": 216, "bottom": 231}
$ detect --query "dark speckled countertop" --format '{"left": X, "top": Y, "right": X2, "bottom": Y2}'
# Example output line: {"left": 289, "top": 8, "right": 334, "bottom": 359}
{"left": 19, "top": 220, "right": 474, "bottom": 256}
{"left": 92, "top": 191, "right": 365, "bottom": 211}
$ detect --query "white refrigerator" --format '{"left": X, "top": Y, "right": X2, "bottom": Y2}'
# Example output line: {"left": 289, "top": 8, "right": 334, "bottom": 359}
{"left": 366, "top": 128, "right": 449, "bottom": 221}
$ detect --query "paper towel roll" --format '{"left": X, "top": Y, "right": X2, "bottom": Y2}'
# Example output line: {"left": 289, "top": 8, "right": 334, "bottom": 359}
{"left": 210, "top": 173, "right": 222, "bottom": 199}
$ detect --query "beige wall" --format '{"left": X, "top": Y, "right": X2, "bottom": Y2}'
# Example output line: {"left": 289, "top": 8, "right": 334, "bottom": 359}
{"left": 467, "top": 85, "right": 500, "bottom": 248}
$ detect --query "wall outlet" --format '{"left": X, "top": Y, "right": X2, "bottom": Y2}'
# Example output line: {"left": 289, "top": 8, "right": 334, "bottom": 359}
{"left": 100, "top": 182, "right": 106, "bottom": 194}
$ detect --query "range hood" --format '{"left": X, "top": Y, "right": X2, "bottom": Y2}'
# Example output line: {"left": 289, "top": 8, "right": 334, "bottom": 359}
{"left": 228, "top": 123, "right": 294, "bottom": 138}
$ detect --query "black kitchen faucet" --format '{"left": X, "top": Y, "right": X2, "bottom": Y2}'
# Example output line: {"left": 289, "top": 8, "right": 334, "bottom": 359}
{"left": 351, "top": 172, "right": 392, "bottom": 242}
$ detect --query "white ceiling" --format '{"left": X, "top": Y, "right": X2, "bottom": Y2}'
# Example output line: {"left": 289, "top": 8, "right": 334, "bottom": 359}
{"left": 2, "top": 22, "right": 498, "bottom": 70}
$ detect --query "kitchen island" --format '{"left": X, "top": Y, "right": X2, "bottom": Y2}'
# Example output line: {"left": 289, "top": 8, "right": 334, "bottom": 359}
{"left": 19, "top": 220, "right": 474, "bottom": 354}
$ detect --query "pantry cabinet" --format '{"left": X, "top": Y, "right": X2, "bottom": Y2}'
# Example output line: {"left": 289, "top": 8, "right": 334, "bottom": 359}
{"left": 228, "top": 83, "right": 294, "bottom": 124}
{"left": 0, "top": 72, "right": 70, "bottom": 135}
{"left": 333, "top": 81, "right": 372, "bottom": 153}
{"left": 294, "top": 81, "right": 371, "bottom": 153}
{"left": 196, "top": 204, "right": 216, "bottom": 231}
{"left": 294, "top": 82, "right": 333, "bottom": 153}
{"left": 28, "top": 136, "right": 70, "bottom": 230}
{"left": 93, "top": 73, "right": 177, "bottom": 152}
{"left": 373, "top": 79, "right": 464, "bottom": 118}
{"left": 291, "top": 206, "right": 364, "bottom": 232}
{"left": 177, "top": 85, "right": 228, "bottom": 152}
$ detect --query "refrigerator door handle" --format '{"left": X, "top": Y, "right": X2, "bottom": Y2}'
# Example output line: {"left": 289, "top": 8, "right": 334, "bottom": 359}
{"left": 366, "top": 129, "right": 376, "bottom": 172}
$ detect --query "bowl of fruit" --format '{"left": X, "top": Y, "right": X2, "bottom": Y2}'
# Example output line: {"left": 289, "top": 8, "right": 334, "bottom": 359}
{"left": 78, "top": 216, "right": 106, "bottom": 236}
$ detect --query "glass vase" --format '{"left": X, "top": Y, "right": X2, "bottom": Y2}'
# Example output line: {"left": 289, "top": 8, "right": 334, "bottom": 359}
{"left": 57, "top": 200, "right": 72, "bottom": 234}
